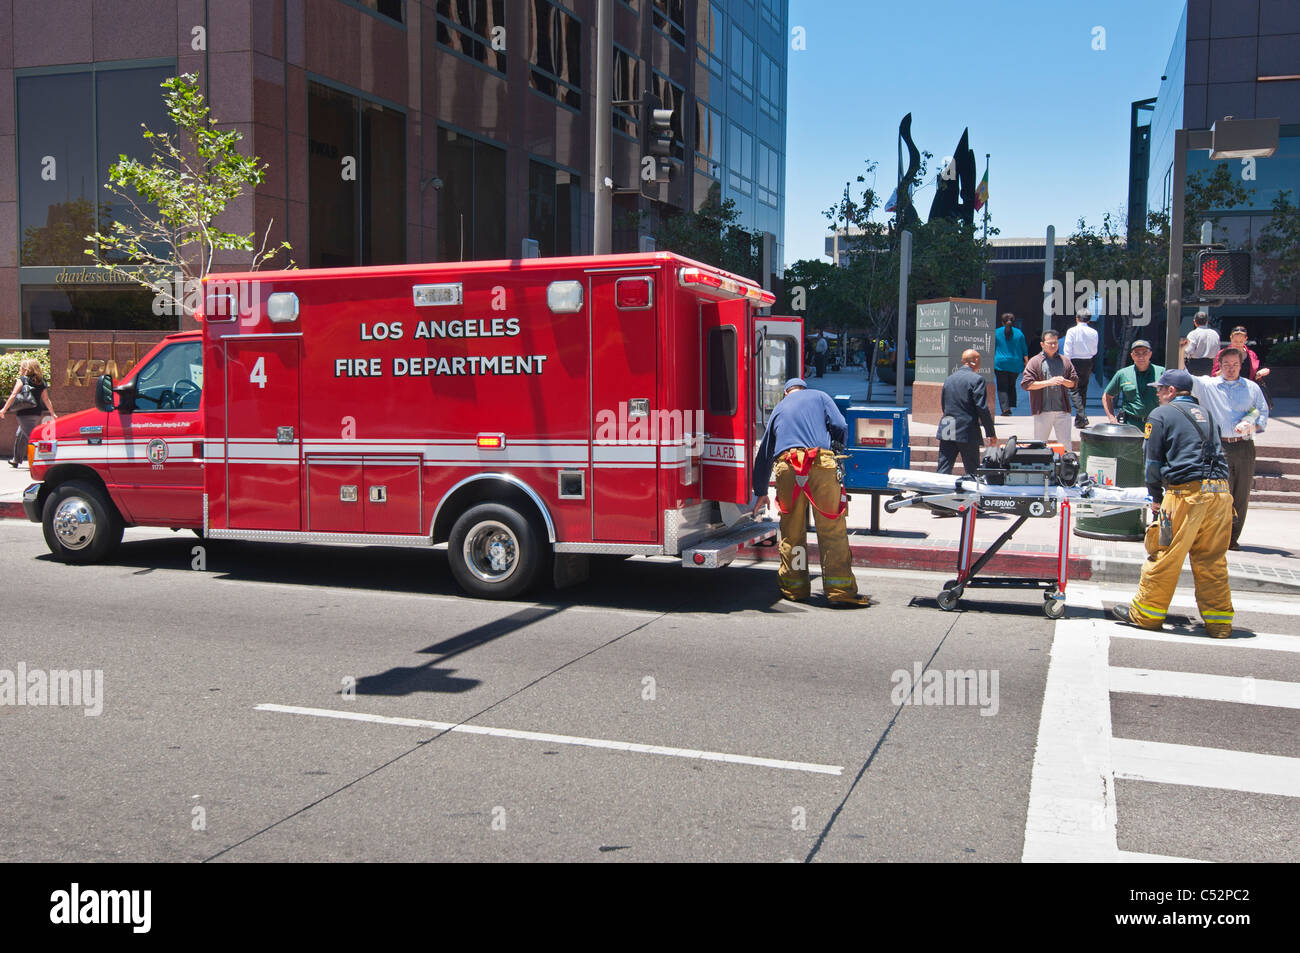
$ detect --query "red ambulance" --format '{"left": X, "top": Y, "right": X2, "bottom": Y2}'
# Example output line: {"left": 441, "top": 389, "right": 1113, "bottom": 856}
{"left": 24, "top": 253, "right": 803, "bottom": 598}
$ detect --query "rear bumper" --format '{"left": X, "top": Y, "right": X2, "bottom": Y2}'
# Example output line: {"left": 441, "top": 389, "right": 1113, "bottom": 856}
{"left": 682, "top": 519, "right": 778, "bottom": 568}
{"left": 22, "top": 482, "right": 41, "bottom": 522}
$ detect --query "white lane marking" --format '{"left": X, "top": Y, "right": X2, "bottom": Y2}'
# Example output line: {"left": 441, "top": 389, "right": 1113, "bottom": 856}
{"left": 1021, "top": 617, "right": 1120, "bottom": 862}
{"left": 1111, "top": 738, "right": 1300, "bottom": 798}
{"left": 1109, "top": 628, "right": 1300, "bottom": 654}
{"left": 256, "top": 703, "right": 844, "bottom": 776}
{"left": 1116, "top": 850, "right": 1209, "bottom": 863}
{"left": 1111, "top": 667, "right": 1300, "bottom": 710}
{"left": 1073, "top": 585, "right": 1300, "bottom": 618}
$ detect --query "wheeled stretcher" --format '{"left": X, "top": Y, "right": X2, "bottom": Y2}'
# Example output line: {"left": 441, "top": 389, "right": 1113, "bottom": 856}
{"left": 884, "top": 468, "right": 1150, "bottom": 618}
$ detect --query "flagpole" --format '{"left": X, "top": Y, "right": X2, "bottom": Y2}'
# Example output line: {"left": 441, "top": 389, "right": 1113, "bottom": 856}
{"left": 980, "top": 153, "right": 990, "bottom": 298}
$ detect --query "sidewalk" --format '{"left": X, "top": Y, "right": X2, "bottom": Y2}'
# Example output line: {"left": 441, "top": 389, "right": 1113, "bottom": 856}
{"left": 790, "top": 366, "right": 1300, "bottom": 593}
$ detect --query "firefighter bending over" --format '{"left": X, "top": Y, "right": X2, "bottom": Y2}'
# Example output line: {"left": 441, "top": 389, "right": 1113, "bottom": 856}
{"left": 1110, "top": 369, "right": 1234, "bottom": 637}
{"left": 752, "top": 379, "right": 871, "bottom": 608}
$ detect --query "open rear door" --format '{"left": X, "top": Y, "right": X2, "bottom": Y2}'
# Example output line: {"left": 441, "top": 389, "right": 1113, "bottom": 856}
{"left": 700, "top": 298, "right": 752, "bottom": 504}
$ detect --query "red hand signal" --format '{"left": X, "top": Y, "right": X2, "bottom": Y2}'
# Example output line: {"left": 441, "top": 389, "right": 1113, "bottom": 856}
{"left": 1202, "top": 257, "right": 1225, "bottom": 290}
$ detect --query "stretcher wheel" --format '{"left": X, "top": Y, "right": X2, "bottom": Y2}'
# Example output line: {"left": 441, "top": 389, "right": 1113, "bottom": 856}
{"left": 1042, "top": 594, "right": 1066, "bottom": 620}
{"left": 937, "top": 586, "right": 962, "bottom": 611}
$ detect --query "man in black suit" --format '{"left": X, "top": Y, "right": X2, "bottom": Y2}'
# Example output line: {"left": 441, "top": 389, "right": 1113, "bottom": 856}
{"left": 938, "top": 348, "right": 998, "bottom": 477}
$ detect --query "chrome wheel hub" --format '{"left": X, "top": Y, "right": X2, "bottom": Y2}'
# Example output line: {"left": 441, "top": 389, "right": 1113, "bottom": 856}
{"left": 53, "top": 497, "right": 96, "bottom": 550}
{"left": 463, "top": 520, "right": 519, "bottom": 583}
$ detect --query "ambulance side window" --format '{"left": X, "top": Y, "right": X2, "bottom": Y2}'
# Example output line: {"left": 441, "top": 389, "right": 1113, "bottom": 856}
{"left": 132, "top": 341, "right": 203, "bottom": 412}
{"left": 708, "top": 327, "right": 737, "bottom": 415}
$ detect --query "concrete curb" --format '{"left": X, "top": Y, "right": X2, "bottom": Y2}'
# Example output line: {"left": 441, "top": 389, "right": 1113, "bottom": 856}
{"left": 0, "top": 501, "right": 26, "bottom": 521}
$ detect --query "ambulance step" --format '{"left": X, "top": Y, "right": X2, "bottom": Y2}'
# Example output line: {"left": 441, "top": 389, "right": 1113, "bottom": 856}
{"left": 682, "top": 520, "right": 779, "bottom": 569}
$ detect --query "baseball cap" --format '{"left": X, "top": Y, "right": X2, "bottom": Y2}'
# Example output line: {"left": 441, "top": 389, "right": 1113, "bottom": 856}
{"left": 1150, "top": 368, "right": 1194, "bottom": 390}
{"left": 783, "top": 377, "right": 807, "bottom": 393}
{"left": 1130, "top": 339, "right": 1152, "bottom": 351}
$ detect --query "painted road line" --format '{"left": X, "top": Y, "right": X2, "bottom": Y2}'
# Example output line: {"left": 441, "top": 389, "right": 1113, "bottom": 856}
{"left": 1109, "top": 628, "right": 1300, "bottom": 654}
{"left": 1112, "top": 738, "right": 1300, "bottom": 798}
{"left": 1022, "top": 617, "right": 1119, "bottom": 862}
{"left": 256, "top": 703, "right": 844, "bottom": 776}
{"left": 1116, "top": 850, "right": 1208, "bottom": 863}
{"left": 1111, "top": 667, "right": 1300, "bottom": 710}
{"left": 1073, "top": 585, "right": 1300, "bottom": 618}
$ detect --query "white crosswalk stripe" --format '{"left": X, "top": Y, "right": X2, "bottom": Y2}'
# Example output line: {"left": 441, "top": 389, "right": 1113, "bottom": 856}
{"left": 1024, "top": 589, "right": 1300, "bottom": 862}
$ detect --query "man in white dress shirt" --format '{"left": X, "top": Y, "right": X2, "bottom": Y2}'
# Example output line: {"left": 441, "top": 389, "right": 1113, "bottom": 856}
{"left": 1062, "top": 307, "right": 1099, "bottom": 429}
{"left": 1183, "top": 311, "right": 1220, "bottom": 375}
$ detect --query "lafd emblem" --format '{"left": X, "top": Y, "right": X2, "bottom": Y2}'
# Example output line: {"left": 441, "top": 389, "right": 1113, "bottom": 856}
{"left": 146, "top": 438, "right": 169, "bottom": 465}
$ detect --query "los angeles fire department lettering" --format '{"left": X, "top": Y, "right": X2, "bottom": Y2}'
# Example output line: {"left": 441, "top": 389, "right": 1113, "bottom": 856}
{"left": 393, "top": 355, "right": 547, "bottom": 376}
{"left": 360, "top": 318, "right": 521, "bottom": 340}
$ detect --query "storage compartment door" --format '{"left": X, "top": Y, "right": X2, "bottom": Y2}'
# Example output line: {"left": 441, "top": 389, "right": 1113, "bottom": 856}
{"left": 307, "top": 459, "right": 364, "bottom": 533}
{"left": 363, "top": 457, "right": 423, "bottom": 535}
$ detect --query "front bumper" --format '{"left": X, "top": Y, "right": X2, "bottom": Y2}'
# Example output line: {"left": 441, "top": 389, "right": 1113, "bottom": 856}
{"left": 22, "top": 483, "right": 41, "bottom": 522}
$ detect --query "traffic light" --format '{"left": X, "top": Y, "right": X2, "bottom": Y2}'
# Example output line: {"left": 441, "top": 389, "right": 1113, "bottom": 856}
{"left": 1196, "top": 250, "right": 1251, "bottom": 298}
{"left": 646, "top": 93, "right": 674, "bottom": 164}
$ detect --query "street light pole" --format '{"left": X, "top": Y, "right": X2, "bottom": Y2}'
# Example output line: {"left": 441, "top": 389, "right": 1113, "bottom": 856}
{"left": 1164, "top": 128, "right": 1189, "bottom": 370}
{"left": 592, "top": 0, "right": 613, "bottom": 254}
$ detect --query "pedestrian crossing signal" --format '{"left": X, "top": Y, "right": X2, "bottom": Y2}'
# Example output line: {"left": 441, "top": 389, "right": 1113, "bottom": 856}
{"left": 1196, "top": 250, "right": 1251, "bottom": 298}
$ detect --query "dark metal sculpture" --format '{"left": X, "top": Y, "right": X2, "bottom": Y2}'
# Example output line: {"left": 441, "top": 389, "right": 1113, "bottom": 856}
{"left": 929, "top": 128, "right": 978, "bottom": 228}
{"left": 894, "top": 113, "right": 922, "bottom": 231}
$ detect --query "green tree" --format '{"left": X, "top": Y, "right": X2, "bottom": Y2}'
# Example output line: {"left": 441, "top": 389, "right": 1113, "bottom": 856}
{"left": 85, "top": 72, "right": 292, "bottom": 320}
{"left": 1257, "top": 189, "right": 1300, "bottom": 300}
{"left": 650, "top": 187, "right": 761, "bottom": 280}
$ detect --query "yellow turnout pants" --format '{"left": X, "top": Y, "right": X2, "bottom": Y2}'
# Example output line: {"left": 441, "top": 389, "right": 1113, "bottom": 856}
{"left": 1130, "top": 479, "right": 1234, "bottom": 636}
{"left": 774, "top": 448, "right": 859, "bottom": 602}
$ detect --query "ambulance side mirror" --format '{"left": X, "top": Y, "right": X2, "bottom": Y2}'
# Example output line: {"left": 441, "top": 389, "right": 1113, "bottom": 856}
{"left": 94, "top": 375, "right": 115, "bottom": 412}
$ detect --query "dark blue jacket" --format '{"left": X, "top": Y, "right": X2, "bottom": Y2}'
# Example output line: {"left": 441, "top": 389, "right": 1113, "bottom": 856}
{"left": 1143, "top": 395, "right": 1229, "bottom": 503}
{"left": 751, "top": 388, "right": 846, "bottom": 496}
{"left": 940, "top": 365, "right": 996, "bottom": 444}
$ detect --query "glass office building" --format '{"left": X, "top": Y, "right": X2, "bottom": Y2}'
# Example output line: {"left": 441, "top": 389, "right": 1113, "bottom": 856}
{"left": 2, "top": 0, "right": 789, "bottom": 339}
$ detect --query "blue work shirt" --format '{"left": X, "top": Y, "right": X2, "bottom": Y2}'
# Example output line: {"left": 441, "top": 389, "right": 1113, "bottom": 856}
{"left": 752, "top": 388, "right": 847, "bottom": 496}
{"left": 1191, "top": 375, "right": 1268, "bottom": 437}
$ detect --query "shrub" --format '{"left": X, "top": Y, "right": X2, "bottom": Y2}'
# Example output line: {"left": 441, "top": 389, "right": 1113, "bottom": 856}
{"left": 0, "top": 350, "right": 53, "bottom": 399}
{"left": 1265, "top": 340, "right": 1300, "bottom": 367}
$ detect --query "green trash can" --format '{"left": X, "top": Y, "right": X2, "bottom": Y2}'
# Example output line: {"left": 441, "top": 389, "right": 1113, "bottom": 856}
{"left": 1074, "top": 422, "right": 1147, "bottom": 541}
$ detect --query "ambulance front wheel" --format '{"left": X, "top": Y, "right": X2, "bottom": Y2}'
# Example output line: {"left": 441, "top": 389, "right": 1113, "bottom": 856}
{"left": 41, "top": 480, "right": 124, "bottom": 564}
{"left": 448, "top": 503, "right": 543, "bottom": 599}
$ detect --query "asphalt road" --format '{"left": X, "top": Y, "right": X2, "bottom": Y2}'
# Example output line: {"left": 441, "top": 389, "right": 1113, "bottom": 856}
{"left": 2, "top": 520, "right": 1297, "bottom": 863}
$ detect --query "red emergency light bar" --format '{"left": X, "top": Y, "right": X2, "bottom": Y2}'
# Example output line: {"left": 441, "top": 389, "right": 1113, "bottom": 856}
{"left": 677, "top": 267, "right": 776, "bottom": 307}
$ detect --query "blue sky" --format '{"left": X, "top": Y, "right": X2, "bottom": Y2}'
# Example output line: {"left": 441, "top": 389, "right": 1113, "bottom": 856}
{"left": 784, "top": 0, "right": 1187, "bottom": 266}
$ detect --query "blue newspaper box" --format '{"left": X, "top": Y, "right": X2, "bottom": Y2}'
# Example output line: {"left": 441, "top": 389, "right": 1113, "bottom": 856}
{"left": 839, "top": 405, "right": 910, "bottom": 492}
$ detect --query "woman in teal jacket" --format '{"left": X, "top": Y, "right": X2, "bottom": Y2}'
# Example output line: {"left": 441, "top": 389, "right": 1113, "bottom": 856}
{"left": 993, "top": 313, "right": 1028, "bottom": 415}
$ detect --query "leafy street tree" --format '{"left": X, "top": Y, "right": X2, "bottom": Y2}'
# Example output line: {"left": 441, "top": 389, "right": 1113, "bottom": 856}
{"left": 649, "top": 187, "right": 761, "bottom": 281}
{"left": 85, "top": 72, "right": 292, "bottom": 320}
{"left": 1257, "top": 190, "right": 1300, "bottom": 300}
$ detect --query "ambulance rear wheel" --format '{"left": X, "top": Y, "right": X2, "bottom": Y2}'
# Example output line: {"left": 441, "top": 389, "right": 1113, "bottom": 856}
{"left": 448, "top": 503, "right": 542, "bottom": 599}
{"left": 41, "top": 480, "right": 123, "bottom": 565}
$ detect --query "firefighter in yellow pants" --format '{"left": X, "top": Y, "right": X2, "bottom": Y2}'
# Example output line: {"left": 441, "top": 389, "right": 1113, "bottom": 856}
{"left": 753, "top": 378, "right": 870, "bottom": 608}
{"left": 773, "top": 448, "right": 860, "bottom": 602}
{"left": 1111, "top": 369, "right": 1234, "bottom": 637}
{"left": 1128, "top": 480, "right": 1234, "bottom": 635}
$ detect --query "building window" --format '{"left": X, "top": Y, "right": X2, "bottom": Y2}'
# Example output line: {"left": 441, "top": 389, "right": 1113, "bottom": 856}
{"left": 728, "top": 123, "right": 753, "bottom": 197}
{"left": 437, "top": 127, "right": 507, "bottom": 261}
{"left": 757, "top": 143, "right": 779, "bottom": 208}
{"left": 652, "top": 73, "right": 686, "bottom": 162}
{"left": 759, "top": 0, "right": 781, "bottom": 33}
{"left": 436, "top": 0, "right": 506, "bottom": 73}
{"left": 351, "top": 0, "right": 404, "bottom": 24}
{"left": 759, "top": 52, "right": 781, "bottom": 121}
{"left": 653, "top": 0, "right": 686, "bottom": 47}
{"left": 307, "top": 81, "right": 406, "bottom": 268}
{"left": 695, "top": 100, "right": 722, "bottom": 178}
{"left": 17, "top": 65, "right": 172, "bottom": 267}
{"left": 613, "top": 46, "right": 640, "bottom": 138}
{"left": 528, "top": 160, "right": 581, "bottom": 257}
{"left": 696, "top": 2, "right": 725, "bottom": 76}
{"left": 530, "top": 0, "right": 582, "bottom": 111}
{"left": 729, "top": 26, "right": 754, "bottom": 100}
